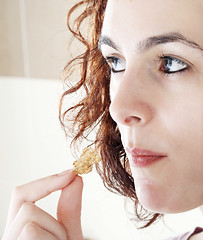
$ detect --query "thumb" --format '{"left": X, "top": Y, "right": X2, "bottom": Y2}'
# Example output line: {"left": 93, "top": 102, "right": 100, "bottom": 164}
{"left": 57, "top": 175, "right": 83, "bottom": 240}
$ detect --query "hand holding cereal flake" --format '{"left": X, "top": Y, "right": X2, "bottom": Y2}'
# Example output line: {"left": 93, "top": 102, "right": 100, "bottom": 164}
{"left": 73, "top": 147, "right": 101, "bottom": 174}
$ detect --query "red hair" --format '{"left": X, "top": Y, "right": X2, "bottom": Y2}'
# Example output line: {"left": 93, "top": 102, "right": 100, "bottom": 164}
{"left": 59, "top": 0, "right": 162, "bottom": 228}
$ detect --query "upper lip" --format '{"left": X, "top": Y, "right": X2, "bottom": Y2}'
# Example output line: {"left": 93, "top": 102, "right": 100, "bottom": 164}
{"left": 126, "top": 146, "right": 167, "bottom": 157}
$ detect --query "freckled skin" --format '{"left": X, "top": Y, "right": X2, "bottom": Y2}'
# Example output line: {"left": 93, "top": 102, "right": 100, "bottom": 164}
{"left": 101, "top": 0, "right": 203, "bottom": 213}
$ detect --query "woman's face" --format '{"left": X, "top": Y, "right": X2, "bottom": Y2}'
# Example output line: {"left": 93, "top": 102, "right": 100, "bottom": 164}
{"left": 100, "top": 0, "right": 203, "bottom": 214}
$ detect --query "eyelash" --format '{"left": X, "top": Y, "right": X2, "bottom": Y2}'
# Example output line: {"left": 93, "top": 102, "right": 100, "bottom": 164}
{"left": 158, "top": 54, "right": 190, "bottom": 76}
{"left": 104, "top": 54, "right": 190, "bottom": 75}
{"left": 105, "top": 56, "right": 125, "bottom": 73}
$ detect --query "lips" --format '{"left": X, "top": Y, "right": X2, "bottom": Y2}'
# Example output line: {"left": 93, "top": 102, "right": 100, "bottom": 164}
{"left": 126, "top": 147, "right": 167, "bottom": 168}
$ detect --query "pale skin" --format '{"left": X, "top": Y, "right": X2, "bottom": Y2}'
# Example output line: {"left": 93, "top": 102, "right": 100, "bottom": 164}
{"left": 100, "top": 0, "right": 203, "bottom": 238}
{"left": 3, "top": 0, "right": 203, "bottom": 239}
{"left": 2, "top": 170, "right": 84, "bottom": 240}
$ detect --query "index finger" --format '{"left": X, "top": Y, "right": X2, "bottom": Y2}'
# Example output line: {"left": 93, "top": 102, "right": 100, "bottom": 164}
{"left": 6, "top": 170, "right": 76, "bottom": 228}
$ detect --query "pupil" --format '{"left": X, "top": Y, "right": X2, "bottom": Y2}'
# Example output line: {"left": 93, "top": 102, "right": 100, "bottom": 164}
{"left": 165, "top": 58, "right": 172, "bottom": 71}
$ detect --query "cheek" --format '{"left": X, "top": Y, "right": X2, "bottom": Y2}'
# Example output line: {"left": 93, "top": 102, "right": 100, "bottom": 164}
{"left": 130, "top": 95, "right": 203, "bottom": 213}
{"left": 163, "top": 97, "right": 203, "bottom": 159}
{"left": 161, "top": 95, "right": 203, "bottom": 177}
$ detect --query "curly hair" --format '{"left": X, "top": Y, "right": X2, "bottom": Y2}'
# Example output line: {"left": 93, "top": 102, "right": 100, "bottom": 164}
{"left": 59, "top": 0, "right": 163, "bottom": 228}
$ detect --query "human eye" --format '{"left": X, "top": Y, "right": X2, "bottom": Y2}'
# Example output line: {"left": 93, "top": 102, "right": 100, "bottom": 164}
{"left": 158, "top": 55, "right": 190, "bottom": 75}
{"left": 105, "top": 56, "right": 126, "bottom": 73}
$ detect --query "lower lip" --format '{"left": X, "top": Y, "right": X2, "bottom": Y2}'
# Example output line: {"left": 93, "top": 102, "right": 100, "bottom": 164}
{"left": 130, "top": 155, "right": 165, "bottom": 168}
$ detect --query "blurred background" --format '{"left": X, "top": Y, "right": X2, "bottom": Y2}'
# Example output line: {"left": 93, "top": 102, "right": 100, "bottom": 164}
{"left": 0, "top": 0, "right": 202, "bottom": 239}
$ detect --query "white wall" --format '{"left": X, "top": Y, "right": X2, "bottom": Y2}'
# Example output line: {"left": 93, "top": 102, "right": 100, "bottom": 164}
{"left": 0, "top": 0, "right": 76, "bottom": 79}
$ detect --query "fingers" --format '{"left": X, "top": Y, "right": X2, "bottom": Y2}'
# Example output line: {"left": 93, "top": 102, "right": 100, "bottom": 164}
{"left": 6, "top": 170, "right": 76, "bottom": 228}
{"left": 5, "top": 202, "right": 67, "bottom": 240}
{"left": 17, "top": 222, "right": 58, "bottom": 240}
{"left": 57, "top": 176, "right": 83, "bottom": 240}
{"left": 3, "top": 170, "right": 84, "bottom": 240}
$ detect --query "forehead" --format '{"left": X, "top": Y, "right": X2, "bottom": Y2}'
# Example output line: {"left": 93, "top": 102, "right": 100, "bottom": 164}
{"left": 102, "top": 0, "right": 203, "bottom": 49}
{"left": 104, "top": 0, "right": 203, "bottom": 20}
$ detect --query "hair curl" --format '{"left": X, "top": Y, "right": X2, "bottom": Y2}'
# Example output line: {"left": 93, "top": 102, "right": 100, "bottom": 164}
{"left": 59, "top": 0, "right": 163, "bottom": 228}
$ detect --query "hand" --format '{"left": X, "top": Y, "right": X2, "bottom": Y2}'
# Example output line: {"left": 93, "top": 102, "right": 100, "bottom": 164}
{"left": 2, "top": 170, "right": 84, "bottom": 240}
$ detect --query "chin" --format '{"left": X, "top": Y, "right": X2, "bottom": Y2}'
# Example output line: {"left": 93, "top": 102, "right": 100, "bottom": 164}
{"left": 135, "top": 179, "right": 164, "bottom": 213}
{"left": 137, "top": 191, "right": 167, "bottom": 213}
{"left": 137, "top": 187, "right": 200, "bottom": 214}
{"left": 134, "top": 179, "right": 197, "bottom": 214}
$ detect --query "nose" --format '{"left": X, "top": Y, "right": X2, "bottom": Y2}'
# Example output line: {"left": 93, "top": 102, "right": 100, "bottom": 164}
{"left": 109, "top": 71, "right": 154, "bottom": 127}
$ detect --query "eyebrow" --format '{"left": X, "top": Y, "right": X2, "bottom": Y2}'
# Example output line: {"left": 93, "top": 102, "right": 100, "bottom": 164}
{"left": 98, "top": 32, "right": 203, "bottom": 53}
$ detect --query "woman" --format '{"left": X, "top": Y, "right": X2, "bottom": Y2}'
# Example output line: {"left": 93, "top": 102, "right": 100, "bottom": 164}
{"left": 2, "top": 0, "right": 203, "bottom": 239}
